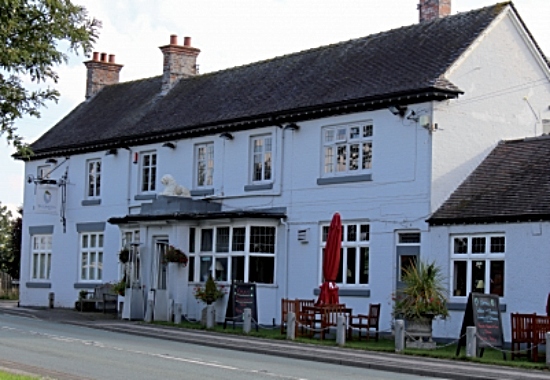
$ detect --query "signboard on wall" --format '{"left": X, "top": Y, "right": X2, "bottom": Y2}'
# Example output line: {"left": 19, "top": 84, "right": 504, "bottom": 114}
{"left": 35, "top": 183, "right": 58, "bottom": 214}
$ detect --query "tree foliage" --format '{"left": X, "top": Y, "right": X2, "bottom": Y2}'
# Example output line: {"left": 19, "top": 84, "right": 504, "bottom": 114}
{"left": 1, "top": 0, "right": 101, "bottom": 154}
{"left": 0, "top": 203, "right": 20, "bottom": 279}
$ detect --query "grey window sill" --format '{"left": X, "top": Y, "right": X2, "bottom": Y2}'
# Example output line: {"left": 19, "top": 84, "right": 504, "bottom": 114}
{"left": 190, "top": 188, "right": 215, "bottom": 197}
{"left": 244, "top": 183, "right": 273, "bottom": 192}
{"left": 26, "top": 282, "right": 51, "bottom": 289}
{"left": 313, "top": 288, "right": 370, "bottom": 297}
{"left": 134, "top": 194, "right": 157, "bottom": 201}
{"left": 448, "top": 301, "right": 507, "bottom": 312}
{"left": 81, "top": 199, "right": 101, "bottom": 206}
{"left": 317, "top": 174, "right": 372, "bottom": 185}
{"left": 74, "top": 282, "right": 102, "bottom": 289}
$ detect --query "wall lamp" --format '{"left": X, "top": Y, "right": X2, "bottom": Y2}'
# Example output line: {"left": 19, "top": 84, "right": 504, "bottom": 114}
{"left": 45, "top": 158, "right": 58, "bottom": 165}
{"left": 284, "top": 123, "right": 300, "bottom": 131}
{"left": 105, "top": 148, "right": 118, "bottom": 156}
{"left": 162, "top": 142, "right": 177, "bottom": 149}
{"left": 219, "top": 132, "right": 234, "bottom": 140}
{"left": 388, "top": 105, "right": 408, "bottom": 117}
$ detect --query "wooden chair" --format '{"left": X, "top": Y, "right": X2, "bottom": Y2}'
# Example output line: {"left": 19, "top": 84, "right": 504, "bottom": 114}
{"left": 348, "top": 303, "right": 381, "bottom": 341}
{"left": 510, "top": 313, "right": 534, "bottom": 360}
{"left": 317, "top": 304, "right": 350, "bottom": 340}
{"left": 281, "top": 298, "right": 315, "bottom": 337}
{"left": 281, "top": 298, "right": 297, "bottom": 334}
{"left": 531, "top": 315, "right": 550, "bottom": 362}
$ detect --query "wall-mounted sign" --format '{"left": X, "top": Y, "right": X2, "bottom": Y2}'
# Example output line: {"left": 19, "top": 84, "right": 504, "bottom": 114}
{"left": 35, "top": 183, "right": 58, "bottom": 214}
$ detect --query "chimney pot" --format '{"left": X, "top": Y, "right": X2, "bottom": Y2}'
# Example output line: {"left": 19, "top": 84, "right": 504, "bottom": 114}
{"left": 108, "top": 54, "right": 115, "bottom": 63}
{"left": 184, "top": 36, "right": 191, "bottom": 47}
{"left": 170, "top": 34, "right": 178, "bottom": 45}
{"left": 100, "top": 52, "right": 107, "bottom": 62}
{"left": 418, "top": 0, "right": 451, "bottom": 22}
{"left": 92, "top": 52, "right": 99, "bottom": 61}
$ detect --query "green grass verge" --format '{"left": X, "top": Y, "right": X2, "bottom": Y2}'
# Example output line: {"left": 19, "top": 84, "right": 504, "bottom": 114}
{"left": 0, "top": 370, "right": 38, "bottom": 380}
{"left": 151, "top": 320, "right": 549, "bottom": 371}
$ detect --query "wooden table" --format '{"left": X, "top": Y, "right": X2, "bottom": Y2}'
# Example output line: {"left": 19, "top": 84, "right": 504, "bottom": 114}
{"left": 302, "top": 304, "right": 353, "bottom": 340}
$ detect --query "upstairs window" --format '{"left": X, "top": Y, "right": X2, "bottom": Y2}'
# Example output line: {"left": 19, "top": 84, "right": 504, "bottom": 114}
{"left": 140, "top": 152, "right": 157, "bottom": 192}
{"left": 86, "top": 159, "right": 101, "bottom": 198}
{"left": 251, "top": 135, "right": 272, "bottom": 183}
{"left": 322, "top": 122, "right": 373, "bottom": 176}
{"left": 195, "top": 142, "right": 214, "bottom": 188}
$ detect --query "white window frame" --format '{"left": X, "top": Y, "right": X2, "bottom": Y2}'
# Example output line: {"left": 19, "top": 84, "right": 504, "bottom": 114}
{"left": 320, "top": 221, "right": 370, "bottom": 287}
{"left": 86, "top": 158, "right": 101, "bottom": 198}
{"left": 321, "top": 121, "right": 373, "bottom": 177}
{"left": 250, "top": 134, "right": 273, "bottom": 183}
{"left": 450, "top": 233, "right": 505, "bottom": 298}
{"left": 121, "top": 229, "right": 141, "bottom": 284}
{"left": 140, "top": 151, "right": 157, "bottom": 193}
{"left": 79, "top": 232, "right": 104, "bottom": 281}
{"left": 195, "top": 142, "right": 214, "bottom": 188}
{"left": 31, "top": 234, "right": 52, "bottom": 280}
{"left": 189, "top": 223, "right": 277, "bottom": 284}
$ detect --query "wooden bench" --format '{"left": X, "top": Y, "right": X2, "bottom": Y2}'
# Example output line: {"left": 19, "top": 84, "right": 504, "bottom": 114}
{"left": 281, "top": 298, "right": 315, "bottom": 337}
{"left": 348, "top": 303, "right": 381, "bottom": 341}
{"left": 77, "top": 284, "right": 118, "bottom": 313}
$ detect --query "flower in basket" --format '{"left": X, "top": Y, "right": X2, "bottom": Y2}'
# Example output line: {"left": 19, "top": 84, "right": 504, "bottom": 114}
{"left": 111, "top": 279, "right": 126, "bottom": 297}
{"left": 163, "top": 245, "right": 188, "bottom": 266}
{"left": 118, "top": 248, "right": 130, "bottom": 263}
{"left": 194, "top": 274, "right": 225, "bottom": 305}
{"left": 393, "top": 260, "right": 449, "bottom": 321}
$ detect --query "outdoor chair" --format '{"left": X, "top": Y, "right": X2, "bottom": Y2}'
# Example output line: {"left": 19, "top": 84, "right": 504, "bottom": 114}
{"left": 281, "top": 298, "right": 315, "bottom": 337}
{"left": 314, "top": 304, "right": 350, "bottom": 340}
{"left": 531, "top": 315, "right": 550, "bottom": 362}
{"left": 510, "top": 313, "right": 534, "bottom": 360}
{"left": 348, "top": 303, "right": 381, "bottom": 341}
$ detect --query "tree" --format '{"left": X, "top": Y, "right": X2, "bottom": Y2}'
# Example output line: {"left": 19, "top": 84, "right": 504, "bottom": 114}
{"left": 8, "top": 208, "right": 22, "bottom": 279}
{"left": 0, "top": 203, "right": 15, "bottom": 277}
{"left": 1, "top": 0, "right": 101, "bottom": 154}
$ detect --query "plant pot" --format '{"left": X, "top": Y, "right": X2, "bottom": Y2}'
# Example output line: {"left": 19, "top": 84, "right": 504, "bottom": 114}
{"left": 405, "top": 315, "right": 435, "bottom": 349}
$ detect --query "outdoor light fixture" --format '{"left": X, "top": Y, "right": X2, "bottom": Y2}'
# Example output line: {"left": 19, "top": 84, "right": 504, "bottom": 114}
{"left": 284, "top": 123, "right": 300, "bottom": 131}
{"left": 162, "top": 142, "right": 177, "bottom": 149}
{"left": 388, "top": 105, "right": 408, "bottom": 117}
{"left": 105, "top": 148, "right": 118, "bottom": 156}
{"left": 45, "top": 158, "right": 58, "bottom": 165}
{"left": 219, "top": 132, "right": 234, "bottom": 140}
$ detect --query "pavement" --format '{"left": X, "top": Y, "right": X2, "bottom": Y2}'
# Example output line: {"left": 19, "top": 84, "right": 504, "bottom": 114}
{"left": 0, "top": 300, "right": 549, "bottom": 380}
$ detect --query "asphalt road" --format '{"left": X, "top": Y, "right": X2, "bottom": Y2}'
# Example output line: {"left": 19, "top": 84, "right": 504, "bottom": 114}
{"left": 0, "top": 313, "right": 445, "bottom": 380}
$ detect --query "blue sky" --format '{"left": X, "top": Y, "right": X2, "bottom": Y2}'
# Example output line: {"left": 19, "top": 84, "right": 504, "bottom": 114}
{"left": 3, "top": 0, "right": 550, "bottom": 214}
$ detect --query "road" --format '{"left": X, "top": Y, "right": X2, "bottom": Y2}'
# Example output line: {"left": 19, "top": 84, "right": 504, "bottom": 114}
{"left": 0, "top": 313, "right": 444, "bottom": 380}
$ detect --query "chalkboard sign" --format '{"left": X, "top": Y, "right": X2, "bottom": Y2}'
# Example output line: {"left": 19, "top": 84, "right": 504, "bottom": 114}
{"left": 456, "top": 293, "right": 505, "bottom": 359}
{"left": 224, "top": 282, "right": 258, "bottom": 330}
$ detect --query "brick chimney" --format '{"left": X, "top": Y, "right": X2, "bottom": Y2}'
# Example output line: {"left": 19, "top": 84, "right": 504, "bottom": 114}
{"left": 83, "top": 52, "right": 123, "bottom": 99}
{"left": 418, "top": 0, "right": 451, "bottom": 22}
{"left": 159, "top": 35, "right": 200, "bottom": 94}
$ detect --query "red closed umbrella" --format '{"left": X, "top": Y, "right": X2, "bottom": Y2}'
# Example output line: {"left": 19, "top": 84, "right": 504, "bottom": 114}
{"left": 316, "top": 212, "right": 342, "bottom": 306}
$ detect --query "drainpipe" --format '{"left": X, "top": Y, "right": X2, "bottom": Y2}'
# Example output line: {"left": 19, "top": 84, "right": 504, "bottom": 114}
{"left": 280, "top": 218, "right": 290, "bottom": 300}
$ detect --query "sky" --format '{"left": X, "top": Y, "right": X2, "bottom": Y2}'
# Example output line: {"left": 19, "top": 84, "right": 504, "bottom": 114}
{"left": 2, "top": 0, "right": 550, "bottom": 214}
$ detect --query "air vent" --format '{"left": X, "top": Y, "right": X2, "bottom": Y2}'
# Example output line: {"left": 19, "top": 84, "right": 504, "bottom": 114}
{"left": 297, "top": 228, "right": 309, "bottom": 244}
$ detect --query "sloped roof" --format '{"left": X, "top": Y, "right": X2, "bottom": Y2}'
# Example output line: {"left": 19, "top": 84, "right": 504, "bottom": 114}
{"left": 29, "top": 2, "right": 516, "bottom": 157}
{"left": 428, "top": 136, "right": 550, "bottom": 225}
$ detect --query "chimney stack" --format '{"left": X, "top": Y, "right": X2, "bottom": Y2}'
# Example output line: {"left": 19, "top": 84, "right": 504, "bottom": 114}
{"left": 84, "top": 52, "right": 123, "bottom": 99}
{"left": 418, "top": 0, "right": 451, "bottom": 22}
{"left": 159, "top": 34, "right": 200, "bottom": 94}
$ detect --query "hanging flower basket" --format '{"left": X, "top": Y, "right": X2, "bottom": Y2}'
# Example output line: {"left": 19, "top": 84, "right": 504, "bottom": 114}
{"left": 163, "top": 245, "right": 188, "bottom": 266}
{"left": 118, "top": 248, "right": 130, "bottom": 263}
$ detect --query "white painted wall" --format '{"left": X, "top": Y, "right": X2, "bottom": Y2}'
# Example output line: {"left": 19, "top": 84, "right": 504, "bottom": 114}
{"left": 431, "top": 9, "right": 550, "bottom": 212}
{"left": 429, "top": 222, "right": 550, "bottom": 342}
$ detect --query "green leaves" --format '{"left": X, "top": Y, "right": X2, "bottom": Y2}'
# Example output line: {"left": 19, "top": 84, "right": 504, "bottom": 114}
{"left": 0, "top": 0, "right": 101, "bottom": 155}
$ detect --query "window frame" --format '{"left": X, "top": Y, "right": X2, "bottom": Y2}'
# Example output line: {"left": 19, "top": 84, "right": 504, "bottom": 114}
{"left": 189, "top": 223, "right": 277, "bottom": 285}
{"left": 31, "top": 234, "right": 52, "bottom": 281}
{"left": 321, "top": 121, "right": 373, "bottom": 178}
{"left": 79, "top": 232, "right": 104, "bottom": 282}
{"left": 194, "top": 142, "right": 214, "bottom": 188}
{"left": 250, "top": 134, "right": 273, "bottom": 184}
{"left": 450, "top": 233, "right": 505, "bottom": 298}
{"left": 86, "top": 158, "right": 101, "bottom": 198}
{"left": 320, "top": 221, "right": 370, "bottom": 287}
{"left": 140, "top": 151, "right": 157, "bottom": 193}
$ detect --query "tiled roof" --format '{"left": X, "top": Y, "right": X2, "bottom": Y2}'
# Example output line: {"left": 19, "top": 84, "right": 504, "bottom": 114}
{"left": 428, "top": 137, "right": 550, "bottom": 225}
{"left": 30, "top": 2, "right": 514, "bottom": 156}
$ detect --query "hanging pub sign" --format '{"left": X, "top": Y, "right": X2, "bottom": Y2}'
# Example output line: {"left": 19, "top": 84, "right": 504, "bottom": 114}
{"left": 224, "top": 281, "right": 258, "bottom": 330}
{"left": 456, "top": 292, "right": 505, "bottom": 359}
{"left": 35, "top": 182, "right": 59, "bottom": 214}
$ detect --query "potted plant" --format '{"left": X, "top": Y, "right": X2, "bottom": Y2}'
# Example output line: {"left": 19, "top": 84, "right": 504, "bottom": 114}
{"left": 163, "top": 245, "right": 188, "bottom": 266}
{"left": 393, "top": 260, "right": 449, "bottom": 345}
{"left": 118, "top": 248, "right": 130, "bottom": 264}
{"left": 194, "top": 274, "right": 225, "bottom": 305}
{"left": 112, "top": 279, "right": 126, "bottom": 297}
